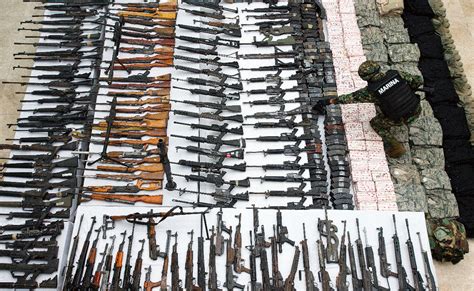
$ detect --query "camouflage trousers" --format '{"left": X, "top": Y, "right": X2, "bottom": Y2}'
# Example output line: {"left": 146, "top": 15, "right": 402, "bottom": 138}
{"left": 370, "top": 105, "right": 421, "bottom": 144}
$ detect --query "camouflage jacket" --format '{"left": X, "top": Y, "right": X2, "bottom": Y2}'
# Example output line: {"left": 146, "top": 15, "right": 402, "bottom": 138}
{"left": 338, "top": 71, "right": 423, "bottom": 105}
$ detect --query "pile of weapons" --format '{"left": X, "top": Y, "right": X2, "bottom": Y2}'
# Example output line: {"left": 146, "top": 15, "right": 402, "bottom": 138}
{"left": 167, "top": 0, "right": 340, "bottom": 208}
{"left": 63, "top": 208, "right": 437, "bottom": 291}
{"left": 168, "top": 0, "right": 249, "bottom": 207}
{"left": 239, "top": 0, "right": 335, "bottom": 209}
{"left": 0, "top": 1, "right": 111, "bottom": 288}
{"left": 79, "top": 0, "right": 179, "bottom": 205}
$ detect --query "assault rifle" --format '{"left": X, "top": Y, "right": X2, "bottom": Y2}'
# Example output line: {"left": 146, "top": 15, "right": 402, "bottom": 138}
{"left": 119, "top": 45, "right": 173, "bottom": 55}
{"left": 392, "top": 215, "right": 414, "bottom": 291}
{"left": 174, "top": 121, "right": 243, "bottom": 135}
{"left": 245, "top": 25, "right": 295, "bottom": 36}
{"left": 173, "top": 76, "right": 242, "bottom": 90}
{"left": 259, "top": 239, "right": 272, "bottom": 291}
{"left": 176, "top": 45, "right": 238, "bottom": 59}
{"left": 365, "top": 227, "right": 390, "bottom": 291}
{"left": 174, "top": 65, "right": 240, "bottom": 81}
{"left": 62, "top": 215, "right": 83, "bottom": 290}
{"left": 176, "top": 35, "right": 240, "bottom": 48}
{"left": 275, "top": 209, "right": 294, "bottom": 252}
{"left": 170, "top": 233, "right": 180, "bottom": 291}
{"left": 120, "top": 37, "right": 175, "bottom": 47}
{"left": 241, "top": 85, "right": 305, "bottom": 96}
{"left": 377, "top": 227, "right": 397, "bottom": 280}
{"left": 416, "top": 232, "right": 437, "bottom": 291}
{"left": 100, "top": 235, "right": 116, "bottom": 291}
{"left": 249, "top": 184, "right": 307, "bottom": 198}
{"left": 247, "top": 160, "right": 326, "bottom": 172}
{"left": 180, "top": 7, "right": 227, "bottom": 20}
{"left": 224, "top": 227, "right": 245, "bottom": 290}
{"left": 317, "top": 208, "right": 339, "bottom": 263}
{"left": 172, "top": 109, "right": 243, "bottom": 123}
{"left": 100, "top": 72, "right": 171, "bottom": 83}
{"left": 107, "top": 206, "right": 207, "bottom": 224}
{"left": 177, "top": 23, "right": 241, "bottom": 37}
{"left": 110, "top": 231, "right": 127, "bottom": 291}
{"left": 173, "top": 86, "right": 240, "bottom": 100}
{"left": 405, "top": 220, "right": 424, "bottom": 291}
{"left": 248, "top": 173, "right": 323, "bottom": 183}
{"left": 174, "top": 173, "right": 250, "bottom": 188}
{"left": 178, "top": 188, "right": 249, "bottom": 204}
{"left": 171, "top": 159, "right": 247, "bottom": 172}
{"left": 185, "top": 230, "right": 200, "bottom": 291}
{"left": 239, "top": 59, "right": 299, "bottom": 71}
{"left": 252, "top": 206, "right": 270, "bottom": 258}
{"left": 122, "top": 222, "right": 136, "bottom": 290}
{"left": 197, "top": 217, "right": 206, "bottom": 289}
{"left": 175, "top": 146, "right": 244, "bottom": 160}
{"left": 193, "top": 19, "right": 240, "bottom": 31}
{"left": 355, "top": 219, "right": 372, "bottom": 291}
{"left": 246, "top": 12, "right": 293, "bottom": 20}
{"left": 247, "top": 129, "right": 319, "bottom": 142}
{"left": 170, "top": 99, "right": 241, "bottom": 112}
{"left": 317, "top": 236, "right": 332, "bottom": 291}
{"left": 71, "top": 217, "right": 97, "bottom": 290}
{"left": 336, "top": 221, "right": 349, "bottom": 291}
{"left": 0, "top": 208, "right": 69, "bottom": 220}
{"left": 246, "top": 231, "right": 260, "bottom": 291}
{"left": 233, "top": 214, "right": 250, "bottom": 274}
{"left": 244, "top": 105, "right": 312, "bottom": 119}
{"left": 283, "top": 246, "right": 300, "bottom": 291}
{"left": 243, "top": 117, "right": 313, "bottom": 129}
{"left": 183, "top": 0, "right": 238, "bottom": 13}
{"left": 174, "top": 55, "right": 240, "bottom": 69}
{"left": 215, "top": 208, "right": 230, "bottom": 256}
{"left": 91, "top": 243, "right": 108, "bottom": 290}
{"left": 240, "top": 35, "right": 301, "bottom": 47}
{"left": 82, "top": 228, "right": 102, "bottom": 290}
{"left": 271, "top": 227, "right": 284, "bottom": 289}
{"left": 208, "top": 227, "right": 220, "bottom": 290}
{"left": 301, "top": 223, "right": 318, "bottom": 290}
{"left": 246, "top": 143, "right": 320, "bottom": 156}
{"left": 132, "top": 239, "right": 146, "bottom": 290}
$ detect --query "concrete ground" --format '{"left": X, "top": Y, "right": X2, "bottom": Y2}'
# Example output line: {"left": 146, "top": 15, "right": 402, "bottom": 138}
{"left": 0, "top": 0, "right": 472, "bottom": 290}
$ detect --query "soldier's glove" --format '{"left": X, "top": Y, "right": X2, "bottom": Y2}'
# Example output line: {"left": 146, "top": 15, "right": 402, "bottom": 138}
{"left": 312, "top": 99, "right": 336, "bottom": 115}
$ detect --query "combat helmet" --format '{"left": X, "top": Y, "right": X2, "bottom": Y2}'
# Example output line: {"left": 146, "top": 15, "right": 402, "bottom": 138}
{"left": 358, "top": 60, "right": 382, "bottom": 81}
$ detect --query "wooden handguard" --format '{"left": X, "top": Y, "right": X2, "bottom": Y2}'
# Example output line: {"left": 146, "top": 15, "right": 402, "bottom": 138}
{"left": 97, "top": 163, "right": 164, "bottom": 173}
{"left": 107, "top": 137, "right": 169, "bottom": 147}
{"left": 117, "top": 96, "right": 170, "bottom": 106}
{"left": 88, "top": 194, "right": 164, "bottom": 205}
{"left": 113, "top": 60, "right": 174, "bottom": 71}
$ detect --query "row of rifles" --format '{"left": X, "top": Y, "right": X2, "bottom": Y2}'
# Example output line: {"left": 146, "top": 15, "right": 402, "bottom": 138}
{"left": 167, "top": 0, "right": 343, "bottom": 209}
{"left": 77, "top": 0, "right": 179, "bottom": 205}
{"left": 0, "top": 0, "right": 183, "bottom": 288}
{"left": 0, "top": 0, "right": 109, "bottom": 289}
{"left": 62, "top": 207, "right": 438, "bottom": 291}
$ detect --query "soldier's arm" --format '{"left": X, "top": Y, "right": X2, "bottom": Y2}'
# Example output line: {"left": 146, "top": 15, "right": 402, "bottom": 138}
{"left": 337, "top": 88, "right": 375, "bottom": 104}
{"left": 399, "top": 71, "right": 423, "bottom": 90}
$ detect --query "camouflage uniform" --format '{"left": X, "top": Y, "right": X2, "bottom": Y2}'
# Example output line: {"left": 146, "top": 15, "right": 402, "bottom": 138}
{"left": 338, "top": 61, "right": 423, "bottom": 146}
{"left": 427, "top": 218, "right": 469, "bottom": 264}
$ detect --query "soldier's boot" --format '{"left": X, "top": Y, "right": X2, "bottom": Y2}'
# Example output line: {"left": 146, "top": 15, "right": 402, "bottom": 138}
{"left": 384, "top": 138, "right": 406, "bottom": 158}
{"left": 370, "top": 115, "right": 406, "bottom": 158}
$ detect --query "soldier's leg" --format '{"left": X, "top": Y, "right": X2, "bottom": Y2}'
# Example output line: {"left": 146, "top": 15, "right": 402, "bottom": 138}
{"left": 370, "top": 114, "right": 406, "bottom": 158}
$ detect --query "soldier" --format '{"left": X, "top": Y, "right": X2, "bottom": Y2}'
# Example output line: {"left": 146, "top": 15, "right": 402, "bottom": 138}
{"left": 316, "top": 60, "right": 424, "bottom": 158}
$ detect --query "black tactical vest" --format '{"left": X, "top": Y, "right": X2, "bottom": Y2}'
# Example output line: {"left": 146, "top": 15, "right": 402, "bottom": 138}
{"left": 367, "top": 70, "right": 420, "bottom": 121}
